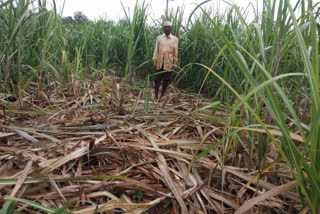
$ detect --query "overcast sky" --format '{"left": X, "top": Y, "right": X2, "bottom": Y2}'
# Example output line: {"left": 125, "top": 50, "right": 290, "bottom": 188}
{"left": 49, "top": 0, "right": 266, "bottom": 21}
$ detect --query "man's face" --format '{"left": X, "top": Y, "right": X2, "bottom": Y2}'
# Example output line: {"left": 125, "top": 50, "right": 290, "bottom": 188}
{"left": 163, "top": 25, "right": 172, "bottom": 36}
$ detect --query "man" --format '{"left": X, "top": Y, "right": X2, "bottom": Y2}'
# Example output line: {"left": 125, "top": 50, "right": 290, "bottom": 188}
{"left": 152, "top": 21, "right": 178, "bottom": 100}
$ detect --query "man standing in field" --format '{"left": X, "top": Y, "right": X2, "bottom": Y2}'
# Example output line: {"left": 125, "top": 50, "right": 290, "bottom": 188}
{"left": 152, "top": 21, "right": 178, "bottom": 101}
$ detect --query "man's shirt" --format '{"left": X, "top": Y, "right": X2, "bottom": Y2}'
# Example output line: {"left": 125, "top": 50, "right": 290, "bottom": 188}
{"left": 152, "top": 33, "right": 178, "bottom": 71}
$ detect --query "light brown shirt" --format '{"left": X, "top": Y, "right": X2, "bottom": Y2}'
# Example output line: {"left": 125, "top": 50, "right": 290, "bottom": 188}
{"left": 152, "top": 33, "right": 178, "bottom": 71}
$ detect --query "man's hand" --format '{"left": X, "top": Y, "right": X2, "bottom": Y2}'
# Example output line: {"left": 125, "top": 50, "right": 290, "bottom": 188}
{"left": 153, "top": 64, "right": 157, "bottom": 72}
{"left": 171, "top": 65, "right": 177, "bottom": 72}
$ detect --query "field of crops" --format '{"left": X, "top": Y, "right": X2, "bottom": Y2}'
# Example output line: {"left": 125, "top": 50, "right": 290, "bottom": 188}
{"left": 0, "top": 0, "right": 320, "bottom": 213}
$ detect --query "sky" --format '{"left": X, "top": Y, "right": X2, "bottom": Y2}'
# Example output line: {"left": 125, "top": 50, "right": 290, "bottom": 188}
{"left": 49, "top": 0, "right": 265, "bottom": 22}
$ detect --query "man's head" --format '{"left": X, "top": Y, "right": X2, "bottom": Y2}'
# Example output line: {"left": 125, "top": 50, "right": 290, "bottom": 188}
{"left": 163, "top": 21, "right": 172, "bottom": 36}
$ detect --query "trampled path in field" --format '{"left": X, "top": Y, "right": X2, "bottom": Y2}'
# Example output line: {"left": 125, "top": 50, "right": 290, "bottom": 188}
{"left": 0, "top": 75, "right": 300, "bottom": 213}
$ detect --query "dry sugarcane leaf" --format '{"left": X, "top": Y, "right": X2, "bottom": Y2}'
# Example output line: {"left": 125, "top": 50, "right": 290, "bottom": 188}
{"left": 0, "top": 132, "right": 15, "bottom": 139}
{"left": 235, "top": 180, "right": 297, "bottom": 214}
{"left": 228, "top": 126, "right": 304, "bottom": 143}
{"left": 128, "top": 122, "right": 188, "bottom": 213}
{"left": 73, "top": 197, "right": 166, "bottom": 214}
{"left": 224, "top": 167, "right": 299, "bottom": 202}
{"left": 10, "top": 161, "right": 33, "bottom": 197}
{"left": 48, "top": 175, "right": 67, "bottom": 203}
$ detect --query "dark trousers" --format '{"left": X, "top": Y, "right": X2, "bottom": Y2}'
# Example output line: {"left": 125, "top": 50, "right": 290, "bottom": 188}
{"left": 154, "top": 70, "right": 172, "bottom": 99}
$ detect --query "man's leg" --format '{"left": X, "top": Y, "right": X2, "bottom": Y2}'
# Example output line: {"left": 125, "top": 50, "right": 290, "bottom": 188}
{"left": 160, "top": 72, "right": 172, "bottom": 98}
{"left": 154, "top": 75, "right": 161, "bottom": 100}
{"left": 154, "top": 66, "right": 164, "bottom": 100}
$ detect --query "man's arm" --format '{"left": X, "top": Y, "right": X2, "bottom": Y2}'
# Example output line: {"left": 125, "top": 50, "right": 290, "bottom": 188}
{"left": 152, "top": 37, "right": 159, "bottom": 72}
{"left": 172, "top": 38, "right": 178, "bottom": 71}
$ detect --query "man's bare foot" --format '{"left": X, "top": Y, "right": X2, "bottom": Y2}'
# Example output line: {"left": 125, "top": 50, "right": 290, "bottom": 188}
{"left": 153, "top": 97, "right": 158, "bottom": 103}
{"left": 159, "top": 96, "right": 166, "bottom": 102}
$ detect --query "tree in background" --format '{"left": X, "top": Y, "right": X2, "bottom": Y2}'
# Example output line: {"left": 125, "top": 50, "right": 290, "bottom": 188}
{"left": 62, "top": 16, "right": 75, "bottom": 24}
{"left": 73, "top": 11, "right": 88, "bottom": 24}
